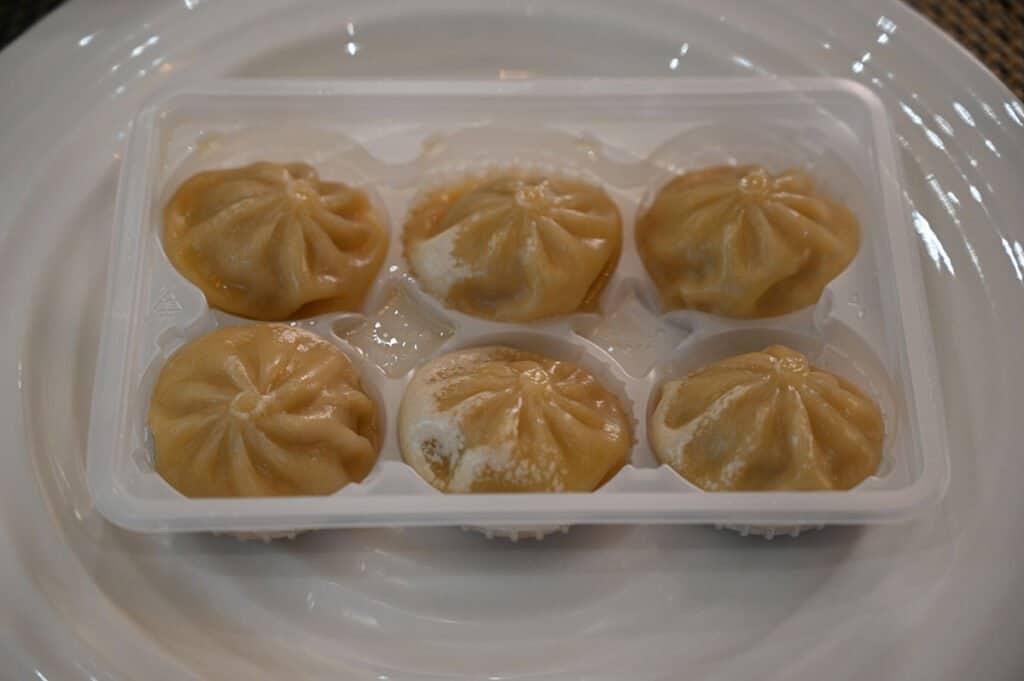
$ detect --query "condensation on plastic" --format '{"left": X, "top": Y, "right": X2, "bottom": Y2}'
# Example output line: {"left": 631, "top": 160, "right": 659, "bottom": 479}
{"left": 85, "top": 79, "right": 950, "bottom": 537}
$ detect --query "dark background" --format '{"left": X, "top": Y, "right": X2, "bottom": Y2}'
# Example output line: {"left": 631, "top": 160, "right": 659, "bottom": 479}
{"left": 1, "top": 0, "right": 1022, "bottom": 98}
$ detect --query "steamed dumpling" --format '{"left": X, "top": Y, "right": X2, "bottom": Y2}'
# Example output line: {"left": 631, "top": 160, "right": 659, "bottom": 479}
{"left": 149, "top": 324, "right": 380, "bottom": 497}
{"left": 649, "top": 345, "right": 883, "bottom": 491}
{"left": 636, "top": 165, "right": 859, "bottom": 318}
{"left": 399, "top": 346, "right": 632, "bottom": 493}
{"left": 403, "top": 171, "right": 622, "bottom": 321}
{"left": 164, "top": 162, "right": 389, "bottom": 321}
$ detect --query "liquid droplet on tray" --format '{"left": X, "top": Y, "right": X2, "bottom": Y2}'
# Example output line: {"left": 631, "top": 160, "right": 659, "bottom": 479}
{"left": 338, "top": 286, "right": 454, "bottom": 377}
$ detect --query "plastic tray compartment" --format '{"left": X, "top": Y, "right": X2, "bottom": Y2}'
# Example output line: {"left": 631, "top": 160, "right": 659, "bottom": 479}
{"left": 86, "top": 78, "right": 949, "bottom": 534}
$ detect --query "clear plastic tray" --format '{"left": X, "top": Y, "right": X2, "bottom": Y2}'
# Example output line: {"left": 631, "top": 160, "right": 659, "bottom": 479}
{"left": 86, "top": 78, "right": 949, "bottom": 535}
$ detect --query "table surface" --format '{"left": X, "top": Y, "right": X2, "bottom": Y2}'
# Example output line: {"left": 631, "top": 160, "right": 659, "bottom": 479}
{"left": 1, "top": 0, "right": 1022, "bottom": 99}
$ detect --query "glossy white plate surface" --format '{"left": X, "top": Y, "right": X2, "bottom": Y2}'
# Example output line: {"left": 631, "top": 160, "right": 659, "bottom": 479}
{"left": 2, "top": 1, "right": 1022, "bottom": 679}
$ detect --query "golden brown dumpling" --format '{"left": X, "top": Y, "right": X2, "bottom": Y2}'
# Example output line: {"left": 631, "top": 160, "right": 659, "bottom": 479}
{"left": 649, "top": 345, "right": 883, "bottom": 491}
{"left": 399, "top": 346, "right": 632, "bottom": 493}
{"left": 164, "top": 162, "right": 388, "bottom": 321}
{"left": 149, "top": 324, "right": 380, "bottom": 497}
{"left": 636, "top": 165, "right": 859, "bottom": 318}
{"left": 403, "top": 172, "right": 622, "bottom": 322}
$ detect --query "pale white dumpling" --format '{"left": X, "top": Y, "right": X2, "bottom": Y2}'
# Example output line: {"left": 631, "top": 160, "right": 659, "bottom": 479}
{"left": 149, "top": 324, "right": 380, "bottom": 497}
{"left": 399, "top": 346, "right": 632, "bottom": 493}
{"left": 649, "top": 345, "right": 883, "bottom": 491}
{"left": 637, "top": 165, "right": 860, "bottom": 318}
{"left": 164, "top": 162, "right": 389, "bottom": 321}
{"left": 403, "top": 171, "right": 622, "bottom": 321}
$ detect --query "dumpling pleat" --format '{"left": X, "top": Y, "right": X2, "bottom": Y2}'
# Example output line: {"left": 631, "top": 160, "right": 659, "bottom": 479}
{"left": 182, "top": 418, "right": 229, "bottom": 493}
{"left": 156, "top": 380, "right": 232, "bottom": 413}
{"left": 657, "top": 194, "right": 740, "bottom": 261}
{"left": 773, "top": 192, "right": 833, "bottom": 224}
{"left": 761, "top": 201, "right": 851, "bottom": 257}
{"left": 186, "top": 191, "right": 279, "bottom": 241}
{"left": 239, "top": 424, "right": 340, "bottom": 495}
{"left": 312, "top": 204, "right": 376, "bottom": 252}
{"left": 676, "top": 380, "right": 775, "bottom": 489}
{"left": 227, "top": 422, "right": 267, "bottom": 496}
{"left": 799, "top": 382, "right": 882, "bottom": 487}
{"left": 221, "top": 200, "right": 289, "bottom": 272}
{"left": 661, "top": 370, "right": 771, "bottom": 430}
{"left": 775, "top": 386, "right": 832, "bottom": 489}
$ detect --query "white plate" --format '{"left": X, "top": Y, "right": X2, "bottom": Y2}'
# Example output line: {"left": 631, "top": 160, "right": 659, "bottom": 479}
{"left": 2, "top": 1, "right": 1022, "bottom": 679}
